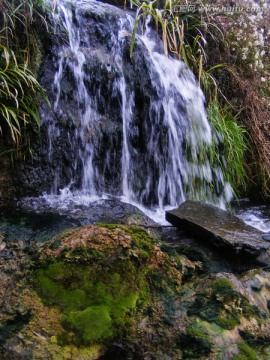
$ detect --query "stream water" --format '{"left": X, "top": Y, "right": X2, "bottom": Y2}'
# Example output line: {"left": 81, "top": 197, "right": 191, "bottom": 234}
{"left": 233, "top": 200, "right": 270, "bottom": 233}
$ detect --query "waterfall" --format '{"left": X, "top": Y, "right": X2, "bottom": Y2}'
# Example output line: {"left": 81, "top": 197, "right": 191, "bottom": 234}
{"left": 29, "top": 0, "right": 233, "bottom": 218}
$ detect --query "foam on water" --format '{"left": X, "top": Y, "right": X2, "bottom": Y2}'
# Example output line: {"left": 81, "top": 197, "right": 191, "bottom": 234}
{"left": 236, "top": 207, "right": 270, "bottom": 233}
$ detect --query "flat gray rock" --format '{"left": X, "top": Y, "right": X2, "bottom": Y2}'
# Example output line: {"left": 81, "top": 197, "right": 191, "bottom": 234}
{"left": 166, "top": 201, "right": 270, "bottom": 258}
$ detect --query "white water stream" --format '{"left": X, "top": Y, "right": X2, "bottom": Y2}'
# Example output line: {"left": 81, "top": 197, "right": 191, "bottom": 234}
{"left": 24, "top": 0, "right": 237, "bottom": 224}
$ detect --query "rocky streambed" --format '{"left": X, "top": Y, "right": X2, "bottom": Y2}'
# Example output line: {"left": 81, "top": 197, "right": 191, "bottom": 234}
{"left": 0, "top": 201, "right": 270, "bottom": 359}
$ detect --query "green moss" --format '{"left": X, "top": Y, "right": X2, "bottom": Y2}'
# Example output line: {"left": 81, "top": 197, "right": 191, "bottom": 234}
{"left": 187, "top": 290, "right": 219, "bottom": 321}
{"left": 127, "top": 227, "right": 155, "bottom": 252}
{"left": 187, "top": 278, "right": 260, "bottom": 331}
{"left": 211, "top": 278, "right": 233, "bottom": 291}
{"left": 96, "top": 223, "right": 118, "bottom": 230}
{"left": 186, "top": 321, "right": 210, "bottom": 339}
{"left": 66, "top": 306, "right": 113, "bottom": 344}
{"left": 97, "top": 224, "right": 155, "bottom": 260}
{"left": 33, "top": 260, "right": 144, "bottom": 346}
{"left": 233, "top": 342, "right": 258, "bottom": 360}
{"left": 179, "top": 322, "right": 212, "bottom": 358}
{"left": 32, "top": 224, "right": 183, "bottom": 349}
{"left": 32, "top": 225, "right": 158, "bottom": 346}
{"left": 160, "top": 245, "right": 182, "bottom": 268}
{"left": 215, "top": 315, "right": 239, "bottom": 330}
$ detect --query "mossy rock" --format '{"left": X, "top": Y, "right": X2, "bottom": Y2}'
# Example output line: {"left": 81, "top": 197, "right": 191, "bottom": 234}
{"left": 179, "top": 321, "right": 212, "bottom": 359}
{"left": 2, "top": 225, "right": 269, "bottom": 359}
{"left": 187, "top": 277, "right": 261, "bottom": 331}
{"left": 31, "top": 224, "right": 181, "bottom": 349}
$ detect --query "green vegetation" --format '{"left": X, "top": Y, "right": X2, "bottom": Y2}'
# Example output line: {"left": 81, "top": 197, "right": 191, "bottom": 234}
{"left": 32, "top": 225, "right": 166, "bottom": 346}
{"left": 207, "top": 101, "right": 249, "bottom": 193}
{"left": 179, "top": 321, "right": 212, "bottom": 358}
{"left": 130, "top": 0, "right": 215, "bottom": 80}
{"left": 187, "top": 277, "right": 260, "bottom": 330}
{"left": 66, "top": 306, "right": 113, "bottom": 344}
{"left": 31, "top": 224, "right": 185, "bottom": 347}
{"left": 233, "top": 342, "right": 258, "bottom": 360}
{"left": 184, "top": 100, "right": 249, "bottom": 201}
{"left": 34, "top": 261, "right": 140, "bottom": 345}
{"left": 0, "top": 45, "right": 43, "bottom": 151}
{"left": 0, "top": 0, "right": 48, "bottom": 158}
{"left": 211, "top": 278, "right": 233, "bottom": 291}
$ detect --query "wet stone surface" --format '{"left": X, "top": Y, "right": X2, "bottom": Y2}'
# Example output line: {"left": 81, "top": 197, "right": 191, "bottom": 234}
{"left": 0, "top": 199, "right": 157, "bottom": 244}
{"left": 166, "top": 201, "right": 270, "bottom": 263}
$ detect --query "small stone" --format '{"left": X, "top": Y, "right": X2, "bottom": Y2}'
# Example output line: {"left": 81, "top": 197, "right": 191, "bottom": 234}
{"left": 262, "top": 234, "right": 270, "bottom": 242}
{"left": 245, "top": 277, "right": 262, "bottom": 292}
{"left": 0, "top": 242, "right": 6, "bottom": 252}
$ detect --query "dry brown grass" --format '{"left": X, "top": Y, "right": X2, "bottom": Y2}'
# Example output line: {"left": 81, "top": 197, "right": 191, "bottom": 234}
{"left": 201, "top": 1, "right": 270, "bottom": 198}
{"left": 224, "top": 68, "right": 270, "bottom": 197}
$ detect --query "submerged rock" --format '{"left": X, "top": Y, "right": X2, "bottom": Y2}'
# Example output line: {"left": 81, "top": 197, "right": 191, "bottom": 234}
{"left": 166, "top": 201, "right": 270, "bottom": 263}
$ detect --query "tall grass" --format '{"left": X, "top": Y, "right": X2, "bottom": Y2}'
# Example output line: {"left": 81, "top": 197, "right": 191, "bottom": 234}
{"left": 0, "top": 0, "right": 48, "bottom": 157}
{"left": 0, "top": 45, "right": 43, "bottom": 146}
{"left": 184, "top": 100, "right": 248, "bottom": 202}
{"left": 207, "top": 101, "right": 249, "bottom": 194}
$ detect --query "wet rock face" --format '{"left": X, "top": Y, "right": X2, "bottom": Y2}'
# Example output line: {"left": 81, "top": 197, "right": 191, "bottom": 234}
{"left": 0, "top": 241, "right": 35, "bottom": 358}
{"left": 1, "top": 223, "right": 270, "bottom": 359}
{"left": 166, "top": 201, "right": 270, "bottom": 263}
{"left": 16, "top": 3, "right": 123, "bottom": 195}
{"left": 17, "top": 198, "right": 157, "bottom": 227}
{"left": 15, "top": 0, "right": 165, "bottom": 199}
{"left": 0, "top": 153, "right": 17, "bottom": 205}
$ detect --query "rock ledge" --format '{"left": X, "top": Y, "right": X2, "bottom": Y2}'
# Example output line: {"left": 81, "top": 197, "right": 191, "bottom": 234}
{"left": 166, "top": 201, "right": 270, "bottom": 259}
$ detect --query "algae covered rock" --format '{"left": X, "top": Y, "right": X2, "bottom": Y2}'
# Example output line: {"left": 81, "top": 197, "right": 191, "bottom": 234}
{"left": 0, "top": 224, "right": 182, "bottom": 359}
{"left": 1, "top": 223, "right": 270, "bottom": 359}
{"left": 179, "top": 272, "right": 270, "bottom": 359}
{"left": 32, "top": 224, "right": 167, "bottom": 347}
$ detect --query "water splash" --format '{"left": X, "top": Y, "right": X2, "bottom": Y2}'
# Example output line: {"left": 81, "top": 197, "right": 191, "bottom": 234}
{"left": 234, "top": 200, "right": 270, "bottom": 233}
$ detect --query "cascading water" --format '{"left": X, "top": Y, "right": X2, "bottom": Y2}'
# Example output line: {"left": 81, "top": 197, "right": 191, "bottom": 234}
{"left": 21, "top": 0, "right": 233, "bottom": 221}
